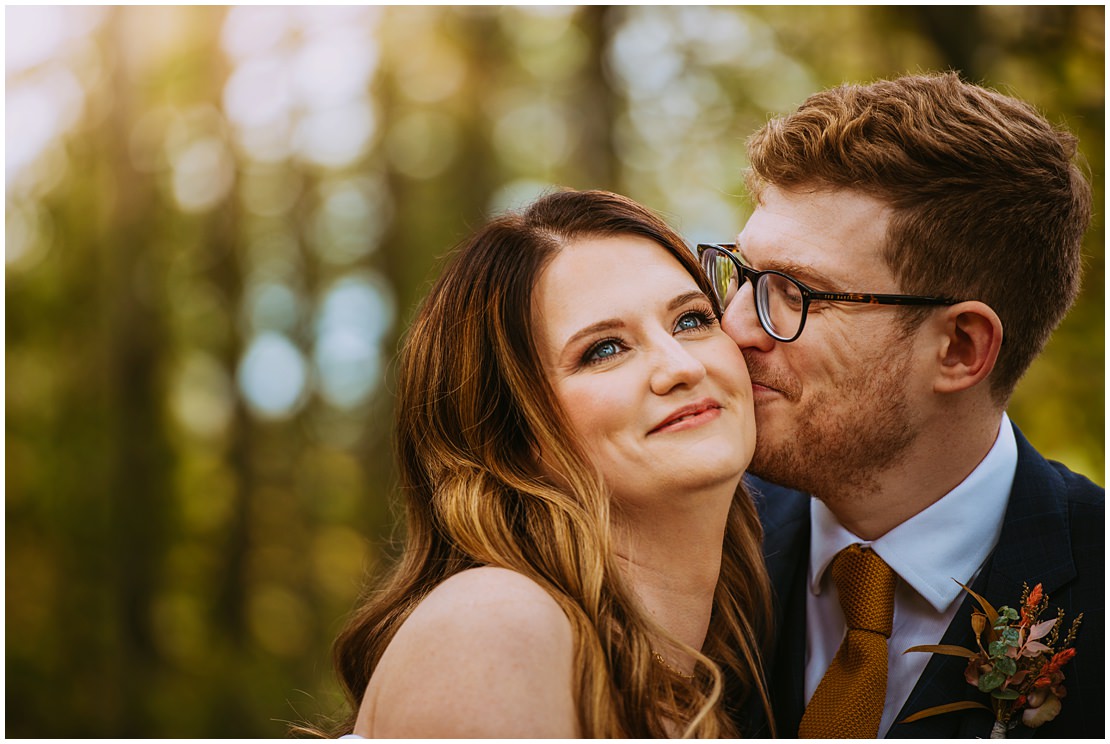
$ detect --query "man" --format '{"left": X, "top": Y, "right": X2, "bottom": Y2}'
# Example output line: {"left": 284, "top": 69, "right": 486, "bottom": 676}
{"left": 711, "top": 73, "right": 1103, "bottom": 737}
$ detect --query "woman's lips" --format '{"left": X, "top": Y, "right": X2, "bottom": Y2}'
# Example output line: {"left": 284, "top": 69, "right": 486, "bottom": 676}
{"left": 649, "top": 400, "right": 722, "bottom": 434}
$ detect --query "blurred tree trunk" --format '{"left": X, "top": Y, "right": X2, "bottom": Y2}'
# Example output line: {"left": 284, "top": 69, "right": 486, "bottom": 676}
{"left": 96, "top": 7, "right": 174, "bottom": 735}
{"left": 578, "top": 5, "right": 618, "bottom": 189}
{"left": 901, "top": 6, "right": 985, "bottom": 79}
{"left": 204, "top": 206, "right": 253, "bottom": 646}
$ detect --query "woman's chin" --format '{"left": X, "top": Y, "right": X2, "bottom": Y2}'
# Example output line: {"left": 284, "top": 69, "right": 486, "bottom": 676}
{"left": 640, "top": 462, "right": 748, "bottom": 505}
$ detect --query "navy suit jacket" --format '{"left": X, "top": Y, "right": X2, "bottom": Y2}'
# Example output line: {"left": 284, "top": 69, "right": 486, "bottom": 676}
{"left": 744, "top": 423, "right": 1104, "bottom": 738}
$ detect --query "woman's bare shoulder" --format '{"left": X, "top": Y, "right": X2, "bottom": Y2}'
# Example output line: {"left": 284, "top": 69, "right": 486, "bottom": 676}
{"left": 354, "top": 567, "right": 578, "bottom": 738}
{"left": 422, "top": 566, "right": 571, "bottom": 621}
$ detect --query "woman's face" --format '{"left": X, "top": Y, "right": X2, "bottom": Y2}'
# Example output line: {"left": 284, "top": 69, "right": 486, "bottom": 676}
{"left": 533, "top": 235, "right": 755, "bottom": 510}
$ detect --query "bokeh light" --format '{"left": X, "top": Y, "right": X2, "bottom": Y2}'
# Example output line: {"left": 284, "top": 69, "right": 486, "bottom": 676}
{"left": 311, "top": 174, "right": 392, "bottom": 265}
{"left": 171, "top": 136, "right": 236, "bottom": 213}
{"left": 237, "top": 331, "right": 309, "bottom": 419}
{"left": 313, "top": 272, "right": 395, "bottom": 409}
{"left": 170, "top": 350, "right": 235, "bottom": 441}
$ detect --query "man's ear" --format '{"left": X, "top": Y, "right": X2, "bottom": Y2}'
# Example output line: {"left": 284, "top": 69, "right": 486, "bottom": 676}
{"left": 933, "top": 301, "right": 1003, "bottom": 394}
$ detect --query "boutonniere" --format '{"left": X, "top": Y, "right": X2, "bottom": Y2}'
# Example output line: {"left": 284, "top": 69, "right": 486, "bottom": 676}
{"left": 901, "top": 582, "right": 1082, "bottom": 739}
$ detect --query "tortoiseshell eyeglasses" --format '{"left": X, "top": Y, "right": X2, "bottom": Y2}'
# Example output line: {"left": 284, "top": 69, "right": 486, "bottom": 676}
{"left": 696, "top": 243, "right": 960, "bottom": 342}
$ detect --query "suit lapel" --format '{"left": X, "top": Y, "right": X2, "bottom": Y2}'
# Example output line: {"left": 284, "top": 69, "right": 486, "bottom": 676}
{"left": 749, "top": 479, "right": 811, "bottom": 737}
{"left": 888, "top": 424, "right": 1075, "bottom": 738}
{"left": 768, "top": 552, "right": 808, "bottom": 736}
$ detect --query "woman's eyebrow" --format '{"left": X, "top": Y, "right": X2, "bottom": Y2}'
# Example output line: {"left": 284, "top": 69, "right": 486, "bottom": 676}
{"left": 667, "top": 290, "right": 709, "bottom": 311}
{"left": 563, "top": 319, "right": 624, "bottom": 351}
{"left": 560, "top": 290, "right": 706, "bottom": 353}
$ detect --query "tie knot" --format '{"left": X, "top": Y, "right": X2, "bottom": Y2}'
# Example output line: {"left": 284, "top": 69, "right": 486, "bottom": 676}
{"left": 831, "top": 544, "right": 896, "bottom": 636}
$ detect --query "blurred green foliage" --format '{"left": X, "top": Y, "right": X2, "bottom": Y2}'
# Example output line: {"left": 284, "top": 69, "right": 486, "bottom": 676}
{"left": 6, "top": 6, "right": 1102, "bottom": 737}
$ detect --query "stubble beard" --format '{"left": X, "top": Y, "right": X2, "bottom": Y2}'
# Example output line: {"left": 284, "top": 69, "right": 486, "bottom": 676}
{"left": 746, "top": 346, "right": 917, "bottom": 505}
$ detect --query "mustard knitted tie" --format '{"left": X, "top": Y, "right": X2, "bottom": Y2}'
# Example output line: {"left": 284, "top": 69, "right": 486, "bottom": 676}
{"left": 798, "top": 544, "right": 897, "bottom": 738}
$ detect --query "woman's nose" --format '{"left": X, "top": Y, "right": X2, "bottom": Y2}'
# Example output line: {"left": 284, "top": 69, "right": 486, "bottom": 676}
{"left": 649, "top": 337, "right": 707, "bottom": 395}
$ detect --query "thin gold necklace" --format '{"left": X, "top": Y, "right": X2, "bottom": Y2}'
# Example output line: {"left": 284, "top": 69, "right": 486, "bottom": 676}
{"left": 652, "top": 650, "right": 696, "bottom": 680}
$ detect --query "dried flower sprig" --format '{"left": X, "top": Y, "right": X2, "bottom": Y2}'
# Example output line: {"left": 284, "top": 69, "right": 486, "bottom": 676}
{"left": 901, "top": 582, "right": 1081, "bottom": 738}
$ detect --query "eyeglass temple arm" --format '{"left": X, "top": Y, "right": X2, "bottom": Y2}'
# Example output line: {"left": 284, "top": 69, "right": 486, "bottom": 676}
{"left": 808, "top": 290, "right": 957, "bottom": 306}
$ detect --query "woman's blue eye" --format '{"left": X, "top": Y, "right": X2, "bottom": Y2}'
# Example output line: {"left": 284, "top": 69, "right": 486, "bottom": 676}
{"left": 584, "top": 339, "right": 622, "bottom": 364}
{"left": 676, "top": 315, "right": 702, "bottom": 331}
{"left": 675, "top": 309, "right": 715, "bottom": 332}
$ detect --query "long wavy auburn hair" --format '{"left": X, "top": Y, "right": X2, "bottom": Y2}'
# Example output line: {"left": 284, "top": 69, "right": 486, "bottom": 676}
{"left": 331, "top": 189, "right": 774, "bottom": 737}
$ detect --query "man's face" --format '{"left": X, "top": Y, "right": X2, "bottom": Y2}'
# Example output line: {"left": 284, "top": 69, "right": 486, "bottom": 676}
{"left": 721, "top": 185, "right": 928, "bottom": 502}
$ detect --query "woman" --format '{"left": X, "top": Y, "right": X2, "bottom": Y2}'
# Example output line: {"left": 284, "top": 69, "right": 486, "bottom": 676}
{"left": 331, "top": 189, "right": 773, "bottom": 737}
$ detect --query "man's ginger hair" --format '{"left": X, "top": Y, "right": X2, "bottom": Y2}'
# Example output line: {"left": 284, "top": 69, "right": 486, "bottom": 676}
{"left": 747, "top": 71, "right": 1092, "bottom": 403}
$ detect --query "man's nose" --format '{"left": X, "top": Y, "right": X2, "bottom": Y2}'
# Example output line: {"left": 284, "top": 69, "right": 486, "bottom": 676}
{"left": 721, "top": 282, "right": 775, "bottom": 352}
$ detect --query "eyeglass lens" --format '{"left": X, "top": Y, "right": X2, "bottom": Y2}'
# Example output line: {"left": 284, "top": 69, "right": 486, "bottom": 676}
{"left": 758, "top": 273, "right": 805, "bottom": 340}
{"left": 702, "top": 248, "right": 741, "bottom": 309}
{"left": 701, "top": 248, "right": 805, "bottom": 341}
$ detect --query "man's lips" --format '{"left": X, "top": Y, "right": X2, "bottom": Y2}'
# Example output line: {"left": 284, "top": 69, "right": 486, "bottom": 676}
{"left": 742, "top": 356, "right": 796, "bottom": 400}
{"left": 648, "top": 399, "right": 722, "bottom": 434}
{"left": 750, "top": 380, "right": 792, "bottom": 404}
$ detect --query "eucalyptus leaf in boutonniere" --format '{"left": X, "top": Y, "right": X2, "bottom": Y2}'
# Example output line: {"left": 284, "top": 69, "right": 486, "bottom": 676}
{"left": 900, "top": 582, "right": 1082, "bottom": 739}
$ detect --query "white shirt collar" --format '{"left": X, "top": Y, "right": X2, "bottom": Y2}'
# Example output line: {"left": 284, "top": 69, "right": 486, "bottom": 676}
{"left": 809, "top": 413, "right": 1017, "bottom": 613}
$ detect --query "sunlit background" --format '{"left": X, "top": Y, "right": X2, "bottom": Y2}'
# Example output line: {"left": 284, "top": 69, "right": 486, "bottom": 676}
{"left": 6, "top": 6, "right": 1103, "bottom": 737}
